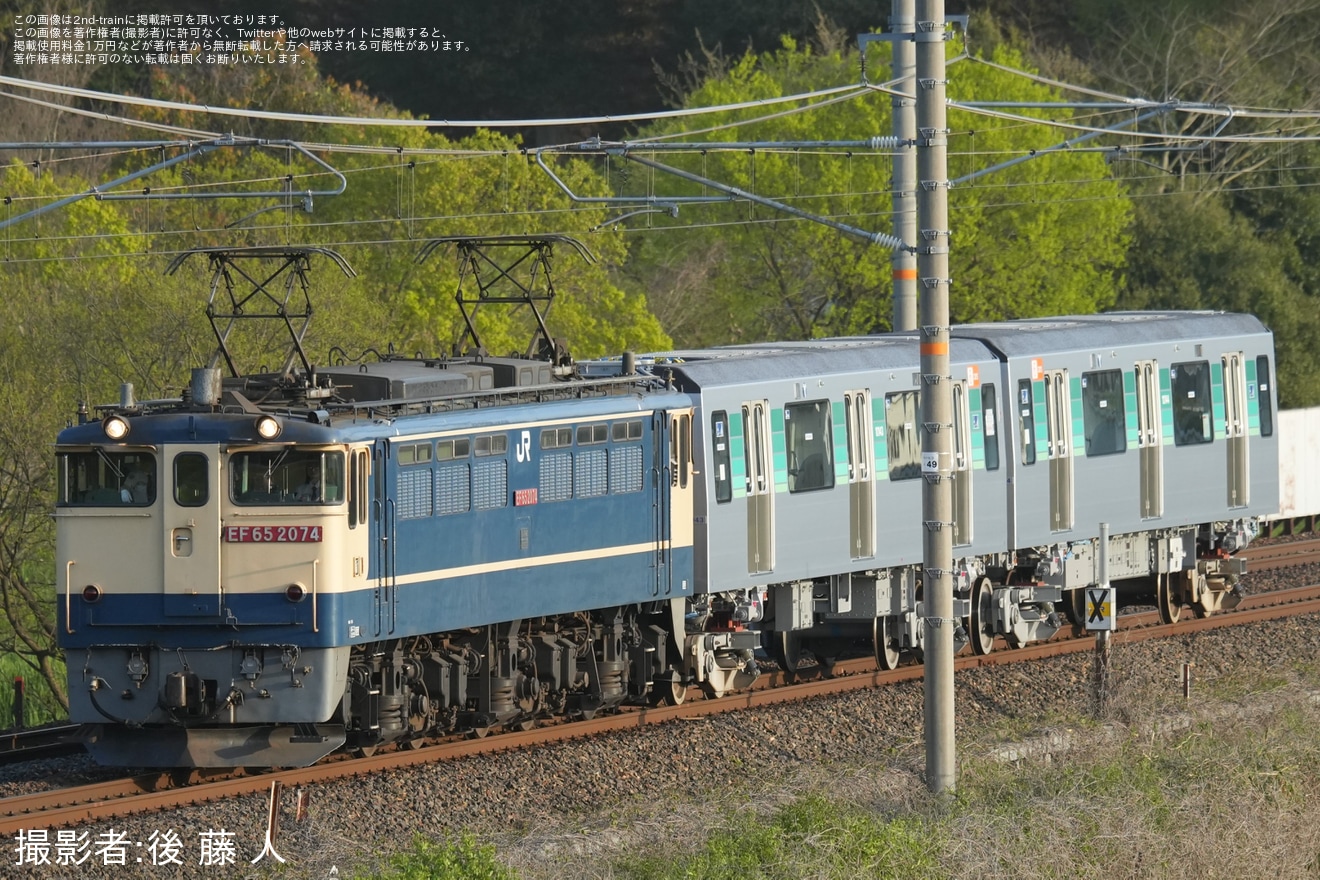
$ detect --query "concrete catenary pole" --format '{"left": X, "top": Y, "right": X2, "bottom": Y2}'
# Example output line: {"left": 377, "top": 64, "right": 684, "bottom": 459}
{"left": 916, "top": 0, "right": 956, "bottom": 794}
{"left": 891, "top": 0, "right": 918, "bottom": 333}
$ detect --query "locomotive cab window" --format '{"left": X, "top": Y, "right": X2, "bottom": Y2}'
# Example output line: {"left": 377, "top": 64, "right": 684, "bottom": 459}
{"left": 1171, "top": 361, "right": 1214, "bottom": 446}
{"left": 1081, "top": 369, "right": 1127, "bottom": 457}
{"left": 230, "top": 449, "right": 345, "bottom": 505}
{"left": 58, "top": 450, "right": 157, "bottom": 506}
{"left": 173, "top": 453, "right": 208, "bottom": 506}
{"left": 785, "top": 400, "right": 833, "bottom": 493}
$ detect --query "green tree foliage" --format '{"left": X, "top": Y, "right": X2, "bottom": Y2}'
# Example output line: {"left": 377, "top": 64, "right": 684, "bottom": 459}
{"left": 1120, "top": 182, "right": 1320, "bottom": 409}
{"left": 1037, "top": 0, "right": 1320, "bottom": 407}
{"left": 0, "top": 161, "right": 145, "bottom": 710}
{"left": 625, "top": 36, "right": 1131, "bottom": 346}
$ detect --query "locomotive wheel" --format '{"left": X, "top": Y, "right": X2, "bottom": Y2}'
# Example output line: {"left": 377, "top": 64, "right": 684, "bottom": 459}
{"left": 969, "top": 577, "right": 996, "bottom": 656}
{"left": 353, "top": 745, "right": 377, "bottom": 758}
{"left": 1069, "top": 588, "right": 1087, "bottom": 627}
{"left": 1157, "top": 573, "right": 1181, "bottom": 625}
{"left": 771, "top": 630, "right": 803, "bottom": 682}
{"left": 873, "top": 615, "right": 900, "bottom": 670}
{"left": 657, "top": 675, "right": 687, "bottom": 706}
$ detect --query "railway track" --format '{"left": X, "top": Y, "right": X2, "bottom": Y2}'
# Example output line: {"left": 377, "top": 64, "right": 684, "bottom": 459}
{"left": 5, "top": 580, "right": 1319, "bottom": 837}
{"left": 0, "top": 724, "right": 83, "bottom": 765}
{"left": 1239, "top": 536, "right": 1320, "bottom": 570}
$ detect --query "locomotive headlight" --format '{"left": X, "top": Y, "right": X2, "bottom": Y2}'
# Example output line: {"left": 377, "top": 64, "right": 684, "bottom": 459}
{"left": 82, "top": 584, "right": 103, "bottom": 603}
{"left": 255, "top": 415, "right": 282, "bottom": 440}
{"left": 285, "top": 583, "right": 306, "bottom": 603}
{"left": 102, "top": 415, "right": 130, "bottom": 441}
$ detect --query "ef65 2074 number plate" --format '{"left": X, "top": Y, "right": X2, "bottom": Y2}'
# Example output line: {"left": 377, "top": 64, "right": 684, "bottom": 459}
{"left": 223, "top": 525, "right": 322, "bottom": 543}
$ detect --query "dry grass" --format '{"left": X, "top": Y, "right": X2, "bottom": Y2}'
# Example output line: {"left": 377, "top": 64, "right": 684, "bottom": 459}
{"left": 497, "top": 654, "right": 1320, "bottom": 880}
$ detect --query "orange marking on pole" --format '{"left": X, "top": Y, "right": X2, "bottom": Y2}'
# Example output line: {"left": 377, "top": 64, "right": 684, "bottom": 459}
{"left": 892, "top": 269, "right": 918, "bottom": 280}
{"left": 920, "top": 342, "right": 948, "bottom": 356}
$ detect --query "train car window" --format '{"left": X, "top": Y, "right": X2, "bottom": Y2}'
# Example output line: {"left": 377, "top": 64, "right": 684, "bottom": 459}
{"left": 58, "top": 450, "right": 157, "bottom": 506}
{"left": 230, "top": 450, "right": 345, "bottom": 505}
{"left": 173, "top": 453, "right": 208, "bottom": 506}
{"left": 885, "top": 391, "right": 922, "bottom": 480}
{"left": 1017, "top": 380, "right": 1037, "bottom": 465}
{"left": 436, "top": 438, "right": 470, "bottom": 461}
{"left": 785, "top": 400, "right": 834, "bottom": 492}
{"left": 398, "top": 442, "right": 433, "bottom": 465}
{"left": 541, "top": 427, "right": 572, "bottom": 449}
{"left": 475, "top": 435, "right": 508, "bottom": 456}
{"left": 1256, "top": 355, "right": 1274, "bottom": 438}
{"left": 611, "top": 420, "right": 643, "bottom": 441}
{"left": 982, "top": 384, "right": 1000, "bottom": 471}
{"left": 1081, "top": 370, "right": 1127, "bottom": 457}
{"left": 1171, "top": 361, "right": 1214, "bottom": 446}
{"left": 576, "top": 424, "right": 608, "bottom": 445}
{"left": 711, "top": 411, "right": 732, "bottom": 504}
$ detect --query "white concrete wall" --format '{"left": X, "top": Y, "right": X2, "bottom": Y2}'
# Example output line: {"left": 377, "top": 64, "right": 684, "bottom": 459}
{"left": 1278, "top": 408, "right": 1320, "bottom": 518}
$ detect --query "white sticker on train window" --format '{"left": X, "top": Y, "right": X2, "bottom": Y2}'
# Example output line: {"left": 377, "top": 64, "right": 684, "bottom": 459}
{"left": 984, "top": 410, "right": 996, "bottom": 437}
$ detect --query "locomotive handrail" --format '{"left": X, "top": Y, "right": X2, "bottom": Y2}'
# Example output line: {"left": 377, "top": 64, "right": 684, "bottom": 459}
{"left": 64, "top": 561, "right": 75, "bottom": 634}
{"left": 312, "top": 559, "right": 319, "bottom": 634}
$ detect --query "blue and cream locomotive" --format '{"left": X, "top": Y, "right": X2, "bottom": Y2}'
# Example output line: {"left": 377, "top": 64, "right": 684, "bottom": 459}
{"left": 55, "top": 247, "right": 1279, "bottom": 767}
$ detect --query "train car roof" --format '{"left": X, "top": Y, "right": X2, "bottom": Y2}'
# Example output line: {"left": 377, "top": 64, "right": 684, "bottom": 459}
{"left": 652, "top": 336, "right": 996, "bottom": 389}
{"left": 949, "top": 311, "right": 1270, "bottom": 357}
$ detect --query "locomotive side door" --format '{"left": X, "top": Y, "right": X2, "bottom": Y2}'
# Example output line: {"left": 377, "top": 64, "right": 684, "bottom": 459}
{"left": 372, "top": 439, "right": 397, "bottom": 636}
{"left": 162, "top": 446, "right": 223, "bottom": 616}
{"left": 1135, "top": 359, "right": 1164, "bottom": 518}
{"left": 667, "top": 409, "right": 694, "bottom": 596}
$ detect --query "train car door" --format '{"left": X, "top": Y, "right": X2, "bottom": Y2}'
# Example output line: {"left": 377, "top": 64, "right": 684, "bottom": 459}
{"left": 742, "top": 400, "right": 775, "bottom": 574}
{"left": 1223, "top": 353, "right": 1249, "bottom": 507}
{"left": 844, "top": 390, "right": 875, "bottom": 559}
{"left": 1135, "top": 360, "right": 1164, "bottom": 518}
{"left": 372, "top": 439, "right": 397, "bottom": 636}
{"left": 950, "top": 381, "right": 973, "bottom": 546}
{"left": 163, "top": 446, "right": 222, "bottom": 616}
{"left": 1044, "top": 369, "right": 1074, "bottom": 532}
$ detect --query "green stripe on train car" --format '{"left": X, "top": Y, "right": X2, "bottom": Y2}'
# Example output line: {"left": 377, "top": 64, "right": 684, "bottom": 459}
{"left": 772, "top": 407, "right": 788, "bottom": 493}
{"left": 730, "top": 410, "right": 746, "bottom": 499}
{"left": 832, "top": 400, "right": 849, "bottom": 481}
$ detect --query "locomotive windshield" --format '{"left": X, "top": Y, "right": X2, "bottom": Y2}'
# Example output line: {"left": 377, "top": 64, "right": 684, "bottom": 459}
{"left": 230, "top": 449, "right": 345, "bottom": 505}
{"left": 58, "top": 450, "right": 157, "bottom": 506}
